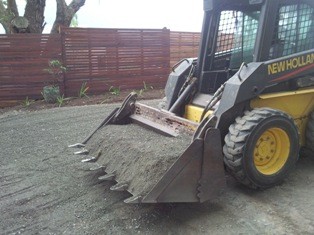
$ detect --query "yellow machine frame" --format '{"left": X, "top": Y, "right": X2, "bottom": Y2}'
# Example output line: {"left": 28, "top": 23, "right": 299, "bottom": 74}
{"left": 184, "top": 87, "right": 314, "bottom": 146}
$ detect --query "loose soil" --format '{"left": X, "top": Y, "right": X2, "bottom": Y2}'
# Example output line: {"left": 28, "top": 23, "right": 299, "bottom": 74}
{"left": 86, "top": 124, "right": 191, "bottom": 197}
{"left": 1, "top": 97, "right": 314, "bottom": 234}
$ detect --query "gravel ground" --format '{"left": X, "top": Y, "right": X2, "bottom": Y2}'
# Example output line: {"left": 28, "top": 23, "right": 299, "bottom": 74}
{"left": 1, "top": 100, "right": 314, "bottom": 235}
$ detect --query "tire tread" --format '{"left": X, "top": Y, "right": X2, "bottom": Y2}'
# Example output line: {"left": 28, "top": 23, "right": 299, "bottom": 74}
{"left": 223, "top": 108, "right": 295, "bottom": 189}
{"left": 306, "top": 111, "right": 314, "bottom": 153}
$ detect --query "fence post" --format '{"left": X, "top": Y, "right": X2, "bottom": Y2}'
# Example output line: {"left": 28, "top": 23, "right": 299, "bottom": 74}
{"left": 60, "top": 27, "right": 67, "bottom": 97}
{"left": 164, "top": 28, "right": 171, "bottom": 74}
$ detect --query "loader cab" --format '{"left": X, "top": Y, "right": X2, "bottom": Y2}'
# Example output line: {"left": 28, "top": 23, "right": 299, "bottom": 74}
{"left": 197, "top": 0, "right": 263, "bottom": 94}
{"left": 166, "top": 0, "right": 314, "bottom": 120}
{"left": 268, "top": 3, "right": 314, "bottom": 59}
{"left": 197, "top": 0, "right": 314, "bottom": 94}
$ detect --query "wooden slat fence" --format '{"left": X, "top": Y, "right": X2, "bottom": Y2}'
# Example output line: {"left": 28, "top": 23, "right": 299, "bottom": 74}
{"left": 0, "top": 34, "right": 62, "bottom": 103}
{"left": 170, "top": 31, "right": 201, "bottom": 66}
{"left": 0, "top": 28, "right": 200, "bottom": 106}
{"left": 62, "top": 28, "right": 171, "bottom": 96}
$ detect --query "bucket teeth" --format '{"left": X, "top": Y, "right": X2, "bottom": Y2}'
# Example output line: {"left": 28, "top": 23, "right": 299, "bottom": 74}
{"left": 124, "top": 195, "right": 142, "bottom": 204}
{"left": 98, "top": 173, "right": 115, "bottom": 181}
{"left": 110, "top": 183, "right": 128, "bottom": 192}
{"left": 81, "top": 156, "right": 97, "bottom": 163}
{"left": 81, "top": 150, "right": 102, "bottom": 163}
{"left": 68, "top": 143, "right": 85, "bottom": 148}
{"left": 89, "top": 164, "right": 104, "bottom": 171}
{"left": 74, "top": 149, "right": 89, "bottom": 155}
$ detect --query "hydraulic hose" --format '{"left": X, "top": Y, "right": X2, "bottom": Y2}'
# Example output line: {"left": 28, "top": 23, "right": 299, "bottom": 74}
{"left": 200, "top": 83, "right": 225, "bottom": 121}
{"left": 169, "top": 77, "right": 198, "bottom": 114}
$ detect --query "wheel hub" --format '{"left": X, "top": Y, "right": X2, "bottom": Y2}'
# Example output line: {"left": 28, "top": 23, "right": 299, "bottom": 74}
{"left": 254, "top": 128, "right": 290, "bottom": 175}
{"left": 255, "top": 133, "right": 276, "bottom": 165}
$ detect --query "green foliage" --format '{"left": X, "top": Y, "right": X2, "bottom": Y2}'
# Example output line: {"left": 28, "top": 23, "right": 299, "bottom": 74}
{"left": 22, "top": 96, "right": 34, "bottom": 107}
{"left": 133, "top": 89, "right": 144, "bottom": 97}
{"left": 0, "top": 8, "right": 15, "bottom": 23}
{"left": 79, "top": 82, "right": 89, "bottom": 98}
{"left": 42, "top": 85, "right": 60, "bottom": 103}
{"left": 56, "top": 95, "right": 65, "bottom": 107}
{"left": 134, "top": 81, "right": 154, "bottom": 97}
{"left": 44, "top": 60, "right": 66, "bottom": 86}
{"left": 109, "top": 86, "right": 120, "bottom": 96}
{"left": 70, "top": 14, "right": 78, "bottom": 27}
{"left": 142, "top": 81, "right": 154, "bottom": 91}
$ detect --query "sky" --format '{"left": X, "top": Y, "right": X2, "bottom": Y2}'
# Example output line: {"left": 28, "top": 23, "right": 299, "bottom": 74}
{"left": 1, "top": 0, "right": 204, "bottom": 33}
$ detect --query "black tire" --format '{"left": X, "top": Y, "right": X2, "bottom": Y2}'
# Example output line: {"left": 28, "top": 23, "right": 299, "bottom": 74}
{"left": 306, "top": 111, "right": 314, "bottom": 153}
{"left": 223, "top": 108, "right": 299, "bottom": 189}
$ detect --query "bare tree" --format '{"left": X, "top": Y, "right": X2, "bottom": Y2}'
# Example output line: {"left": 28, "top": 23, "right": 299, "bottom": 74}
{"left": 51, "top": 0, "right": 85, "bottom": 33}
{"left": 0, "top": 0, "right": 85, "bottom": 34}
{"left": 24, "top": 0, "right": 46, "bottom": 33}
{"left": 0, "top": 0, "right": 21, "bottom": 33}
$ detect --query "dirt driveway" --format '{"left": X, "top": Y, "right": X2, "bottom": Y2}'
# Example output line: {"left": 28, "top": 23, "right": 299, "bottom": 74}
{"left": 1, "top": 101, "right": 314, "bottom": 235}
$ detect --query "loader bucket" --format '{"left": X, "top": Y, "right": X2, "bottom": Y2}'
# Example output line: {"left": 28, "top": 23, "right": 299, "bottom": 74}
{"left": 71, "top": 93, "right": 226, "bottom": 203}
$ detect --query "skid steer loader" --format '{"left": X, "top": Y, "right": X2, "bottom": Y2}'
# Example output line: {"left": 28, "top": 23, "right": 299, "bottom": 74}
{"left": 71, "top": 0, "right": 314, "bottom": 203}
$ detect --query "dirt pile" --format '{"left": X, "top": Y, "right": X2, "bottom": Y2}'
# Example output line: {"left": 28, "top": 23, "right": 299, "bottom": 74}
{"left": 86, "top": 123, "right": 191, "bottom": 198}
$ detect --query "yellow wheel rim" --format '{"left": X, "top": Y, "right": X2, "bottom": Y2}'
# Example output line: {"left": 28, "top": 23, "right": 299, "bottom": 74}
{"left": 254, "top": 127, "right": 290, "bottom": 175}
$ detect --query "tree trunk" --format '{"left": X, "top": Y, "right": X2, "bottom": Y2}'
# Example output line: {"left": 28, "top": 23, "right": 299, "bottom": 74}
{"left": 7, "top": 0, "right": 18, "bottom": 17}
{"left": 0, "top": 0, "right": 85, "bottom": 34}
{"left": 0, "top": 0, "right": 19, "bottom": 33}
{"left": 0, "top": 0, "right": 45, "bottom": 33}
{"left": 24, "top": 0, "right": 46, "bottom": 33}
{"left": 51, "top": 0, "right": 85, "bottom": 34}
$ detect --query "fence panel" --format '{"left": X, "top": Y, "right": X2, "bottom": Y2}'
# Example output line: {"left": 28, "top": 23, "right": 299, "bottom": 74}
{"left": 0, "top": 34, "right": 62, "bottom": 104}
{"left": 0, "top": 29, "right": 200, "bottom": 106}
{"left": 62, "top": 28, "right": 171, "bottom": 96}
{"left": 170, "top": 31, "right": 201, "bottom": 66}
